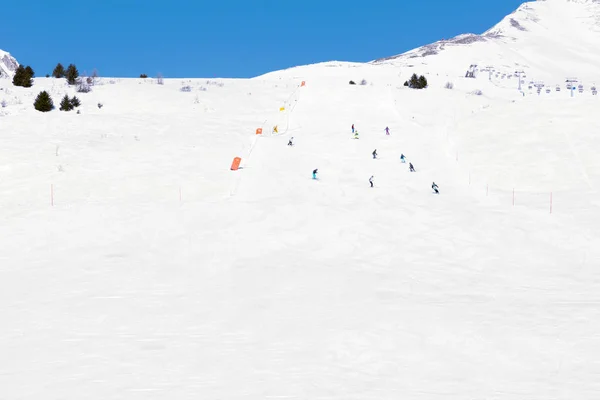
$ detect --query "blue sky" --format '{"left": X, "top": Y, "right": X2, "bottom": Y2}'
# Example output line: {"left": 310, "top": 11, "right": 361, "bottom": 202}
{"left": 2, "top": 0, "right": 524, "bottom": 78}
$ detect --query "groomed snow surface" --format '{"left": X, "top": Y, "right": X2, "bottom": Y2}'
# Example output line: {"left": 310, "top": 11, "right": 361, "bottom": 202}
{"left": 1, "top": 63, "right": 599, "bottom": 399}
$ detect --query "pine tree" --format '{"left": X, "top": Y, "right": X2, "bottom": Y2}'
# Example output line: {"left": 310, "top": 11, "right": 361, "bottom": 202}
{"left": 52, "top": 63, "right": 66, "bottom": 78}
{"left": 418, "top": 75, "right": 428, "bottom": 89}
{"left": 66, "top": 64, "right": 79, "bottom": 85}
{"left": 12, "top": 65, "right": 25, "bottom": 86}
{"left": 25, "top": 66, "right": 34, "bottom": 79}
{"left": 34, "top": 91, "right": 54, "bottom": 112}
{"left": 70, "top": 96, "right": 81, "bottom": 108}
{"left": 12, "top": 65, "right": 34, "bottom": 87}
{"left": 59, "top": 95, "right": 73, "bottom": 111}
{"left": 409, "top": 73, "right": 419, "bottom": 89}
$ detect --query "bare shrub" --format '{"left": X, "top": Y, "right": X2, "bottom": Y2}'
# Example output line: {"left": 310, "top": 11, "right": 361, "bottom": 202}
{"left": 1, "top": 99, "right": 6, "bottom": 108}
{"left": 206, "top": 80, "right": 224, "bottom": 87}
{"left": 470, "top": 89, "right": 483, "bottom": 96}
{"left": 360, "top": 79, "right": 367, "bottom": 85}
{"left": 157, "top": 73, "right": 164, "bottom": 85}
{"left": 445, "top": 81, "right": 454, "bottom": 89}
{"left": 91, "top": 68, "right": 99, "bottom": 85}
{"left": 180, "top": 85, "right": 192, "bottom": 92}
{"left": 76, "top": 79, "right": 92, "bottom": 93}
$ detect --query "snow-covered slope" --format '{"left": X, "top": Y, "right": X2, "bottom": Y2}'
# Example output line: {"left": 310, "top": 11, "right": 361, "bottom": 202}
{"left": 0, "top": 49, "right": 19, "bottom": 79}
{"left": 375, "top": 0, "right": 600, "bottom": 84}
{"left": 1, "top": 65, "right": 600, "bottom": 398}
{"left": 1, "top": 1, "right": 600, "bottom": 398}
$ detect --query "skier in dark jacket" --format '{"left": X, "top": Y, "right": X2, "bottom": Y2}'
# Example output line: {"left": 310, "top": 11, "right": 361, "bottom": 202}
{"left": 287, "top": 137, "right": 294, "bottom": 146}
{"left": 372, "top": 149, "right": 378, "bottom": 159}
{"left": 432, "top": 182, "right": 439, "bottom": 194}
{"left": 312, "top": 169, "right": 318, "bottom": 179}
{"left": 409, "top": 162, "right": 415, "bottom": 172}
{"left": 369, "top": 175, "right": 374, "bottom": 187}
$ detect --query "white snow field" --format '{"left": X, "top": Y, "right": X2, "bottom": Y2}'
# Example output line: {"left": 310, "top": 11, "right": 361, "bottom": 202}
{"left": 2, "top": 1, "right": 600, "bottom": 399}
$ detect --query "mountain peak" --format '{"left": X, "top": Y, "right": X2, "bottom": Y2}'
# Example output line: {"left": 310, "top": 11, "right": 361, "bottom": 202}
{"left": 0, "top": 49, "right": 19, "bottom": 79}
{"left": 373, "top": 0, "right": 600, "bottom": 83}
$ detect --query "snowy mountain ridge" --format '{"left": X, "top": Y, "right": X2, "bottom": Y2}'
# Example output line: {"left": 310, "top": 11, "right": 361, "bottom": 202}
{"left": 0, "top": 49, "right": 19, "bottom": 79}
{"left": 373, "top": 0, "right": 600, "bottom": 83}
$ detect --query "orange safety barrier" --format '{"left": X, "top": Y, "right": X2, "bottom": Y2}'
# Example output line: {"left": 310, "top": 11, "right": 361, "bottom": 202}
{"left": 301, "top": 81, "right": 305, "bottom": 87}
{"left": 230, "top": 157, "right": 242, "bottom": 171}
{"left": 256, "top": 128, "right": 262, "bottom": 135}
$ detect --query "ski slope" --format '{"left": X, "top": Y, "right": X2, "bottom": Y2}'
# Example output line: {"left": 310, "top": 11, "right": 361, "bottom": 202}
{"left": 1, "top": 64, "right": 600, "bottom": 399}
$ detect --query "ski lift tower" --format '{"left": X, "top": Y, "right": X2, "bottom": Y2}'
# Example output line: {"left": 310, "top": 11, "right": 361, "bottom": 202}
{"left": 515, "top": 70, "right": 525, "bottom": 91}
{"left": 566, "top": 77, "right": 578, "bottom": 97}
{"left": 486, "top": 66, "right": 495, "bottom": 81}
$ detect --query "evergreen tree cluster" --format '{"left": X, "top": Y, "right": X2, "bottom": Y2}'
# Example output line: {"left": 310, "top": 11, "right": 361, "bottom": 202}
{"left": 59, "top": 94, "right": 81, "bottom": 111}
{"left": 404, "top": 73, "right": 428, "bottom": 89}
{"left": 33, "top": 91, "right": 54, "bottom": 112}
{"left": 13, "top": 65, "right": 35, "bottom": 87}
{"left": 52, "top": 63, "right": 80, "bottom": 85}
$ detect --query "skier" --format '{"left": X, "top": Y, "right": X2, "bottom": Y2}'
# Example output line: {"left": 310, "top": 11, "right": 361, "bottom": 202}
{"left": 384, "top": 126, "right": 390, "bottom": 135}
{"left": 287, "top": 137, "right": 294, "bottom": 146}
{"left": 369, "top": 175, "right": 374, "bottom": 188}
{"left": 352, "top": 124, "right": 355, "bottom": 134}
{"left": 312, "top": 169, "right": 318, "bottom": 180}
{"left": 372, "top": 149, "right": 378, "bottom": 159}
{"left": 409, "top": 162, "right": 415, "bottom": 172}
{"left": 400, "top": 154, "right": 406, "bottom": 163}
{"left": 432, "top": 182, "right": 439, "bottom": 194}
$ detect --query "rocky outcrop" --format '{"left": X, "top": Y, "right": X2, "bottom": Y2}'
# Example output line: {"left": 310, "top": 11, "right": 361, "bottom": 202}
{"left": 0, "top": 50, "right": 19, "bottom": 79}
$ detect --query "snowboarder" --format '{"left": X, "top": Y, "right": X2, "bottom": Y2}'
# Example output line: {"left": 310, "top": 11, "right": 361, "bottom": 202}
{"left": 400, "top": 154, "right": 406, "bottom": 163}
{"left": 312, "top": 169, "right": 318, "bottom": 180}
{"left": 352, "top": 124, "right": 355, "bottom": 134}
{"left": 384, "top": 126, "right": 390, "bottom": 135}
{"left": 369, "top": 175, "right": 374, "bottom": 188}
{"left": 432, "top": 182, "right": 439, "bottom": 194}
{"left": 372, "top": 149, "right": 378, "bottom": 159}
{"left": 287, "top": 137, "right": 294, "bottom": 146}
{"left": 409, "top": 162, "right": 415, "bottom": 172}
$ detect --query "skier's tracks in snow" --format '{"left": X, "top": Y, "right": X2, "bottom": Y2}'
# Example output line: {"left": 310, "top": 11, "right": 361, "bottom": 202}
{"left": 562, "top": 129, "right": 594, "bottom": 190}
